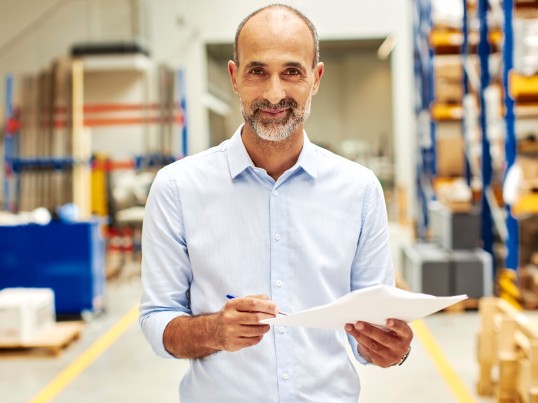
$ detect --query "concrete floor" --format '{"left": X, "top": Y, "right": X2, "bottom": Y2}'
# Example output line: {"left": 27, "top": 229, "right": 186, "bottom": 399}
{"left": 0, "top": 223, "right": 499, "bottom": 402}
{"left": 1, "top": 276, "right": 497, "bottom": 403}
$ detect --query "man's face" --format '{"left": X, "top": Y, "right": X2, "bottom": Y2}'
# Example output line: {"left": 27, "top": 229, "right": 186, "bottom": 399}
{"left": 229, "top": 11, "right": 323, "bottom": 142}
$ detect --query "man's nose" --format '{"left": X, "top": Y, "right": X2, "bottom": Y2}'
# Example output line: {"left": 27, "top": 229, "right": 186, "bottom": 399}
{"left": 263, "top": 75, "right": 286, "bottom": 105}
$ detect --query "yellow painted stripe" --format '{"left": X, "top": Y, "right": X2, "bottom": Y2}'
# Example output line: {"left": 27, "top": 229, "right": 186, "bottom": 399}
{"left": 30, "top": 304, "right": 140, "bottom": 403}
{"left": 412, "top": 320, "right": 476, "bottom": 403}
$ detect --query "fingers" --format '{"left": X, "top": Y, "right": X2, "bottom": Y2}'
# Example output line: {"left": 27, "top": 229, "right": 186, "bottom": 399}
{"left": 386, "top": 319, "right": 413, "bottom": 340}
{"left": 214, "top": 295, "right": 277, "bottom": 352}
{"left": 345, "top": 320, "right": 413, "bottom": 368}
{"left": 227, "top": 295, "right": 278, "bottom": 316}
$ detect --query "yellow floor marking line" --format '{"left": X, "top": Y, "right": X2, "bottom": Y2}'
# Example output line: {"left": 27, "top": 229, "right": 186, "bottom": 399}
{"left": 412, "top": 319, "right": 476, "bottom": 403}
{"left": 30, "top": 304, "right": 140, "bottom": 403}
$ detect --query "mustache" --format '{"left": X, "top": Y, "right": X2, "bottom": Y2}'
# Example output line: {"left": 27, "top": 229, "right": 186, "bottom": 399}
{"left": 251, "top": 98, "right": 298, "bottom": 111}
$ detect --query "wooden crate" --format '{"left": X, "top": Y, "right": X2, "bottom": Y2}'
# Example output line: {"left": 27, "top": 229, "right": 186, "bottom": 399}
{"left": 477, "top": 297, "right": 538, "bottom": 402}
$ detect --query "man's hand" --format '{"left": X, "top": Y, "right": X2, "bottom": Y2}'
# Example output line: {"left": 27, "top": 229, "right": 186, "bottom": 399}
{"left": 345, "top": 319, "right": 413, "bottom": 368}
{"left": 210, "top": 294, "right": 278, "bottom": 352}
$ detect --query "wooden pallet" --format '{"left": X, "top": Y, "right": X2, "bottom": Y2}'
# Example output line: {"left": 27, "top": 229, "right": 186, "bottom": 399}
{"left": 0, "top": 322, "right": 83, "bottom": 356}
{"left": 476, "top": 297, "right": 538, "bottom": 401}
{"left": 443, "top": 297, "right": 480, "bottom": 313}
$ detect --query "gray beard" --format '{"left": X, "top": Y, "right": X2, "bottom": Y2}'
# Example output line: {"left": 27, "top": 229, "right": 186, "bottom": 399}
{"left": 240, "top": 96, "right": 312, "bottom": 142}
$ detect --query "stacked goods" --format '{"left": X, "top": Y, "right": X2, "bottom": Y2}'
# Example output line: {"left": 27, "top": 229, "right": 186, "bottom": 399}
{"left": 0, "top": 288, "right": 55, "bottom": 344}
{"left": 514, "top": 18, "right": 538, "bottom": 77}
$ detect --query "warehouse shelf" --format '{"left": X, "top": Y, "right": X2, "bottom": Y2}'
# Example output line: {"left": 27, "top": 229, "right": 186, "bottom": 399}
{"left": 431, "top": 102, "right": 538, "bottom": 121}
{"left": 429, "top": 28, "right": 502, "bottom": 52}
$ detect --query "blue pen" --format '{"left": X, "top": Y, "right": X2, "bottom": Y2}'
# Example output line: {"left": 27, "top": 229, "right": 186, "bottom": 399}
{"left": 226, "top": 294, "right": 290, "bottom": 316}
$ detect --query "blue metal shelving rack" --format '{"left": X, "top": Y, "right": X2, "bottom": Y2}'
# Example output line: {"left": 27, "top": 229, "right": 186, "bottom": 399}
{"left": 477, "top": 0, "right": 495, "bottom": 258}
{"left": 502, "top": 0, "right": 519, "bottom": 272}
{"left": 3, "top": 74, "right": 18, "bottom": 212}
{"left": 461, "top": 0, "right": 472, "bottom": 186}
{"left": 413, "top": 0, "right": 436, "bottom": 239}
{"left": 177, "top": 68, "right": 188, "bottom": 158}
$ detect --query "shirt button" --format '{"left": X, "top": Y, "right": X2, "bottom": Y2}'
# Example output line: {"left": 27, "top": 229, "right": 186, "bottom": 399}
{"left": 275, "top": 280, "right": 282, "bottom": 287}
{"left": 279, "top": 326, "right": 285, "bottom": 333}
{"left": 282, "top": 372, "right": 289, "bottom": 380}
{"left": 272, "top": 189, "right": 278, "bottom": 196}
{"left": 274, "top": 233, "right": 281, "bottom": 241}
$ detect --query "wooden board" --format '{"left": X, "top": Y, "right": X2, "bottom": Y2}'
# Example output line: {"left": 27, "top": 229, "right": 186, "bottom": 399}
{"left": 0, "top": 322, "right": 83, "bottom": 356}
{"left": 444, "top": 298, "right": 480, "bottom": 313}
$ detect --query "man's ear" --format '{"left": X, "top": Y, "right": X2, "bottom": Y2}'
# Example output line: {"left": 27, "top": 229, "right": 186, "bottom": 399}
{"left": 311, "top": 62, "right": 324, "bottom": 95}
{"left": 228, "top": 60, "right": 239, "bottom": 94}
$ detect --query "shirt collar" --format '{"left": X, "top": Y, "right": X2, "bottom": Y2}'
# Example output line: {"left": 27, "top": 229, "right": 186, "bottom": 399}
{"left": 227, "top": 124, "right": 318, "bottom": 180}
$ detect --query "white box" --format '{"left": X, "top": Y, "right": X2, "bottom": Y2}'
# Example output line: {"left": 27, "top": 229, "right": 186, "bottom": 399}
{"left": 0, "top": 288, "right": 56, "bottom": 344}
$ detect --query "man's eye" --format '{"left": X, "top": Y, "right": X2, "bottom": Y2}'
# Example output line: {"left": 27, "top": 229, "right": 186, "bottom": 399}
{"left": 284, "top": 69, "right": 300, "bottom": 76}
{"left": 250, "top": 68, "right": 264, "bottom": 75}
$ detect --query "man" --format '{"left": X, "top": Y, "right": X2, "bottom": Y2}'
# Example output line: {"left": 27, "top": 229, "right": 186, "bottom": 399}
{"left": 140, "top": 4, "right": 413, "bottom": 402}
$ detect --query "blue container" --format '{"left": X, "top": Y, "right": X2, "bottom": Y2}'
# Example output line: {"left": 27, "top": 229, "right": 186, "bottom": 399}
{"left": 0, "top": 220, "right": 105, "bottom": 315}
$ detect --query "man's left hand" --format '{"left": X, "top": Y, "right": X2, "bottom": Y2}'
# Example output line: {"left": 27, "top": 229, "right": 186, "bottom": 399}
{"left": 345, "top": 319, "right": 413, "bottom": 368}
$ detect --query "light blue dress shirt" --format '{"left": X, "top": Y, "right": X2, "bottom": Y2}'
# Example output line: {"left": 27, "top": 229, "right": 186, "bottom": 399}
{"left": 140, "top": 125, "right": 394, "bottom": 403}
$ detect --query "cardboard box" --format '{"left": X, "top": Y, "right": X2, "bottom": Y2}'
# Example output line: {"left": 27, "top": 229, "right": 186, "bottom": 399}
{"left": 0, "top": 288, "right": 55, "bottom": 344}
{"left": 434, "top": 55, "right": 464, "bottom": 82}
{"left": 519, "top": 156, "right": 538, "bottom": 191}
{"left": 436, "top": 133, "right": 465, "bottom": 177}
{"left": 520, "top": 215, "right": 538, "bottom": 267}
{"left": 435, "top": 79, "right": 464, "bottom": 103}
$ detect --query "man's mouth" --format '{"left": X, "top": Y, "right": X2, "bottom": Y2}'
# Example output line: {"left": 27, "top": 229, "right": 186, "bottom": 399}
{"left": 258, "top": 108, "right": 289, "bottom": 118}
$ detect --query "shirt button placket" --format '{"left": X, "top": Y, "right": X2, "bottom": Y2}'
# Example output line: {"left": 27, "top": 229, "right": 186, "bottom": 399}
{"left": 270, "top": 185, "right": 290, "bottom": 399}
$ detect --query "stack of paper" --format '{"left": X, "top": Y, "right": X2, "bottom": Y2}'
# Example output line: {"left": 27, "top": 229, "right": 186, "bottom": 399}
{"left": 261, "top": 285, "right": 468, "bottom": 329}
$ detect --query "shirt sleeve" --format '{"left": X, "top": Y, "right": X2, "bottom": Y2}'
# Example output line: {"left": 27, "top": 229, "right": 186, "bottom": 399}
{"left": 139, "top": 166, "right": 193, "bottom": 358}
{"left": 347, "top": 174, "right": 395, "bottom": 364}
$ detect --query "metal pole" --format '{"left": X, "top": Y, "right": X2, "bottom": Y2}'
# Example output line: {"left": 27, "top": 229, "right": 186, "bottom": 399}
{"left": 502, "top": 0, "right": 519, "bottom": 271}
{"left": 478, "top": 0, "right": 494, "bottom": 258}
{"left": 178, "top": 68, "right": 188, "bottom": 157}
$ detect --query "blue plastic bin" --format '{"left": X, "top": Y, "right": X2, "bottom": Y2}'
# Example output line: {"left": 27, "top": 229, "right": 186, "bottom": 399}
{"left": 0, "top": 220, "right": 105, "bottom": 315}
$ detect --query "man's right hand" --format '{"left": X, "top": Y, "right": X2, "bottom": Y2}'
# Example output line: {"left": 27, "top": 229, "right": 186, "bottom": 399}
{"left": 210, "top": 294, "right": 278, "bottom": 352}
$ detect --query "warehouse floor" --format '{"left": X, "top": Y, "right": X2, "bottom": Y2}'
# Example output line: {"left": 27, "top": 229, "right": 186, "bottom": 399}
{"left": 1, "top": 224, "right": 499, "bottom": 403}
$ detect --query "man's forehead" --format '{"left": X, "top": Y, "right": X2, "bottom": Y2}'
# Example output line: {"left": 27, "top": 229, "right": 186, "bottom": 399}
{"left": 237, "top": 9, "right": 313, "bottom": 64}
{"left": 239, "top": 9, "right": 308, "bottom": 44}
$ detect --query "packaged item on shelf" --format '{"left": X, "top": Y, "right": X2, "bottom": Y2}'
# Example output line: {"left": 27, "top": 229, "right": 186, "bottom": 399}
{"left": 432, "top": 0, "right": 463, "bottom": 29}
{"left": 519, "top": 156, "right": 538, "bottom": 192}
{"left": 0, "top": 288, "right": 55, "bottom": 344}
{"left": 436, "top": 132, "right": 465, "bottom": 177}
{"left": 435, "top": 55, "right": 464, "bottom": 82}
{"left": 520, "top": 215, "right": 538, "bottom": 267}
{"left": 514, "top": 18, "right": 538, "bottom": 76}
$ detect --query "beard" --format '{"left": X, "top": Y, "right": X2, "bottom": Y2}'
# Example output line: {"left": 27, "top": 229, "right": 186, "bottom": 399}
{"left": 240, "top": 95, "right": 312, "bottom": 142}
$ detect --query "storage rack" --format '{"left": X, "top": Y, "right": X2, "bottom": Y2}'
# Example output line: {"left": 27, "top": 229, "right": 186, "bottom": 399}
{"left": 2, "top": 59, "right": 181, "bottom": 217}
{"left": 501, "top": 0, "right": 538, "bottom": 306}
{"left": 413, "top": 0, "right": 437, "bottom": 239}
{"left": 414, "top": 0, "right": 538, "bottom": 304}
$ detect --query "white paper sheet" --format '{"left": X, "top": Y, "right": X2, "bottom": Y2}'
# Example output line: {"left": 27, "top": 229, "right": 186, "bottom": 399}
{"left": 260, "top": 285, "right": 468, "bottom": 329}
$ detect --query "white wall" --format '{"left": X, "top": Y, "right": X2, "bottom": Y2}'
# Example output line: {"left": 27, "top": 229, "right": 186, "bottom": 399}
{"left": 0, "top": 0, "right": 415, "bottom": 221}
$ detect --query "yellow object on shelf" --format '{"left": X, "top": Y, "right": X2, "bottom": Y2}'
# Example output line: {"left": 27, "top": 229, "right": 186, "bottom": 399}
{"left": 431, "top": 103, "right": 463, "bottom": 121}
{"left": 429, "top": 29, "right": 502, "bottom": 51}
{"left": 91, "top": 153, "right": 109, "bottom": 217}
{"left": 430, "top": 30, "right": 463, "bottom": 48}
{"left": 513, "top": 193, "right": 538, "bottom": 216}
{"left": 510, "top": 72, "right": 538, "bottom": 101}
